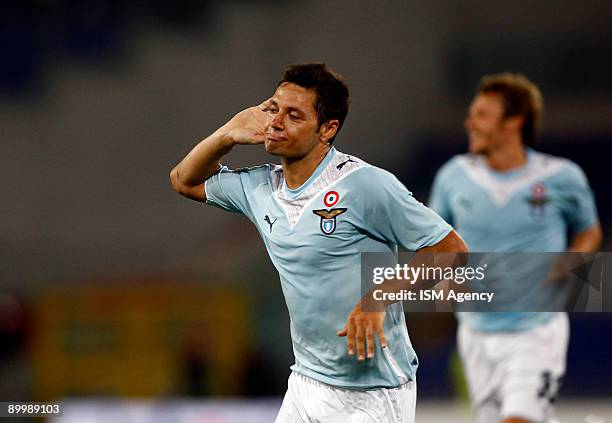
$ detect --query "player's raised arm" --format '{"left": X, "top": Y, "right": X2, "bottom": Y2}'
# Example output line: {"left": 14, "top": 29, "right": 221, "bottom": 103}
{"left": 169, "top": 100, "right": 269, "bottom": 202}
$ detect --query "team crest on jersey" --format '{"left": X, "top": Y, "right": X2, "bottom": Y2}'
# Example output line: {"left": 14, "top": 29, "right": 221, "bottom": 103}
{"left": 526, "top": 182, "right": 550, "bottom": 216}
{"left": 313, "top": 208, "right": 347, "bottom": 235}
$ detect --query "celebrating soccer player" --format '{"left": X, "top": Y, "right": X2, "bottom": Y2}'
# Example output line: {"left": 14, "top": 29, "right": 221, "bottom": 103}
{"left": 170, "top": 63, "right": 466, "bottom": 422}
{"left": 429, "top": 73, "right": 602, "bottom": 423}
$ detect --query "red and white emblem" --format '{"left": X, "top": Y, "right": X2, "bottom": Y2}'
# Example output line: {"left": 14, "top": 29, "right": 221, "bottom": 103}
{"left": 532, "top": 183, "right": 547, "bottom": 200}
{"left": 323, "top": 191, "right": 340, "bottom": 207}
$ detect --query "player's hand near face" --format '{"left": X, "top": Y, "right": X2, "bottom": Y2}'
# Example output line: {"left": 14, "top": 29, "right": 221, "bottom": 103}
{"left": 222, "top": 99, "right": 270, "bottom": 145}
{"left": 337, "top": 301, "right": 387, "bottom": 361}
{"left": 170, "top": 99, "right": 270, "bottom": 202}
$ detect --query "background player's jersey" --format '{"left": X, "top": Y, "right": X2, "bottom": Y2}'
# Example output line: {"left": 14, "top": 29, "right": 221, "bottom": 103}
{"left": 429, "top": 149, "right": 598, "bottom": 331}
{"left": 205, "top": 147, "right": 452, "bottom": 389}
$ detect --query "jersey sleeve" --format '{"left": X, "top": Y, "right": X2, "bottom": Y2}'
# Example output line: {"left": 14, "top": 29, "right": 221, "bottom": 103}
{"left": 428, "top": 164, "right": 454, "bottom": 225}
{"left": 204, "top": 165, "right": 252, "bottom": 215}
{"left": 358, "top": 168, "right": 453, "bottom": 251}
{"left": 558, "top": 162, "right": 598, "bottom": 233}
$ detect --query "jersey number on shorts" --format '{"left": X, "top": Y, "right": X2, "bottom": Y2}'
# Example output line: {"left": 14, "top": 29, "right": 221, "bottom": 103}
{"left": 537, "top": 371, "right": 564, "bottom": 404}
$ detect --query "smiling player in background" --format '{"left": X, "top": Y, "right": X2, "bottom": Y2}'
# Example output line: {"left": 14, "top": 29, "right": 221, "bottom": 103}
{"left": 429, "top": 73, "right": 602, "bottom": 423}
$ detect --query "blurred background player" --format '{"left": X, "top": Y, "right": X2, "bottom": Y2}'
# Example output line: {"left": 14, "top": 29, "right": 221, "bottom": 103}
{"left": 429, "top": 73, "right": 602, "bottom": 423}
{"left": 170, "top": 63, "right": 466, "bottom": 422}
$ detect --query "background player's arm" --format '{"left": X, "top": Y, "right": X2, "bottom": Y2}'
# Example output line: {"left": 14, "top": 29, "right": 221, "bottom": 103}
{"left": 547, "top": 164, "right": 603, "bottom": 281}
{"left": 560, "top": 162, "right": 601, "bottom": 253}
{"left": 170, "top": 101, "right": 268, "bottom": 202}
{"left": 567, "top": 221, "right": 602, "bottom": 253}
{"left": 548, "top": 222, "right": 604, "bottom": 281}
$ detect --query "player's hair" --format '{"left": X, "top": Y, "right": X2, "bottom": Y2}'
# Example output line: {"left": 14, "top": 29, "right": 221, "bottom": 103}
{"left": 476, "top": 73, "right": 543, "bottom": 147}
{"left": 279, "top": 63, "right": 350, "bottom": 144}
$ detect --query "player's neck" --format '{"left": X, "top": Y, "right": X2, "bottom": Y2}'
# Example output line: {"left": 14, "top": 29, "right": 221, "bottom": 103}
{"left": 282, "top": 146, "right": 331, "bottom": 189}
{"left": 485, "top": 141, "right": 528, "bottom": 172}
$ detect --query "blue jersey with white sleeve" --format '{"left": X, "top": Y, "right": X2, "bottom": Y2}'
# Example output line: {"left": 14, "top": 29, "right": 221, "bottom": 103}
{"left": 205, "top": 147, "right": 452, "bottom": 389}
{"left": 429, "top": 149, "right": 598, "bottom": 331}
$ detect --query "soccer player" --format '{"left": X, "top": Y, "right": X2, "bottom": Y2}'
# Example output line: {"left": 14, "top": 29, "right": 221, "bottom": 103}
{"left": 429, "top": 73, "right": 602, "bottom": 423}
{"left": 170, "top": 63, "right": 467, "bottom": 422}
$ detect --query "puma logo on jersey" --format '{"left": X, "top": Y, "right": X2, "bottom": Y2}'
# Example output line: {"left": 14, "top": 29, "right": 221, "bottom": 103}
{"left": 337, "top": 157, "right": 357, "bottom": 170}
{"left": 313, "top": 208, "right": 347, "bottom": 235}
{"left": 264, "top": 214, "right": 278, "bottom": 233}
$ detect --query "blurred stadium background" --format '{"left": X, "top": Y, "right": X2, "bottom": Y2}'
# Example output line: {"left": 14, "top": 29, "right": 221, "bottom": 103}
{"left": 1, "top": 0, "right": 611, "bottom": 421}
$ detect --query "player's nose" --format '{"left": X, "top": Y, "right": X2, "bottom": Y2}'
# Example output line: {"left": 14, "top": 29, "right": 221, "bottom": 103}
{"left": 270, "top": 112, "right": 285, "bottom": 129}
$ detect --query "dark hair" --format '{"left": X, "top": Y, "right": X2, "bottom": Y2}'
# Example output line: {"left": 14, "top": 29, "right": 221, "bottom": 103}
{"left": 477, "top": 73, "right": 543, "bottom": 147}
{"left": 279, "top": 63, "right": 350, "bottom": 144}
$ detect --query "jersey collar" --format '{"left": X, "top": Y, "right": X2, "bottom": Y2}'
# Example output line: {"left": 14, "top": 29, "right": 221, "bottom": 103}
{"left": 482, "top": 148, "right": 535, "bottom": 181}
{"left": 282, "top": 147, "right": 336, "bottom": 199}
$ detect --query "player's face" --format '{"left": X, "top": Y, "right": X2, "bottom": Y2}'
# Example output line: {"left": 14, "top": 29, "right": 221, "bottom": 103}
{"left": 263, "top": 83, "right": 324, "bottom": 159}
{"left": 464, "top": 93, "right": 511, "bottom": 154}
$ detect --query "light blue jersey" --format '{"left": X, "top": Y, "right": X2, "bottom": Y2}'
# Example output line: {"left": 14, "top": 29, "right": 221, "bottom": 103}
{"left": 429, "top": 149, "right": 598, "bottom": 331}
{"left": 205, "top": 147, "right": 452, "bottom": 389}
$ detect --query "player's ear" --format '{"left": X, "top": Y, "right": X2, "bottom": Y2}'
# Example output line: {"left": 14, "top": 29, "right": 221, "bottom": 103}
{"left": 319, "top": 120, "right": 339, "bottom": 144}
{"left": 504, "top": 115, "right": 524, "bottom": 133}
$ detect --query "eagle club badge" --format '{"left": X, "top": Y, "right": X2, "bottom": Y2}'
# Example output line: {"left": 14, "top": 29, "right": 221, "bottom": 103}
{"left": 527, "top": 182, "right": 550, "bottom": 216}
{"left": 313, "top": 191, "right": 347, "bottom": 235}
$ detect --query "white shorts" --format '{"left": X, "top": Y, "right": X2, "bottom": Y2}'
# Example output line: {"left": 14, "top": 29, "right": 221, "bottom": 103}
{"left": 458, "top": 313, "right": 569, "bottom": 423}
{"left": 275, "top": 371, "right": 416, "bottom": 423}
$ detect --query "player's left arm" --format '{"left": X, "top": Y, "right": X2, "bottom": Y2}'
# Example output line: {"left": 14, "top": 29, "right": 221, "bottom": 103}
{"left": 418, "top": 228, "right": 467, "bottom": 253}
{"left": 337, "top": 231, "right": 467, "bottom": 362}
